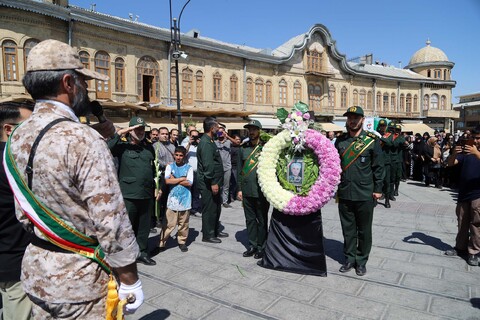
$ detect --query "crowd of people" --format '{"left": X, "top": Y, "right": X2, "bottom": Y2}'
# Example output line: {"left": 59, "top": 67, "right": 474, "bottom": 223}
{"left": 1, "top": 38, "right": 479, "bottom": 319}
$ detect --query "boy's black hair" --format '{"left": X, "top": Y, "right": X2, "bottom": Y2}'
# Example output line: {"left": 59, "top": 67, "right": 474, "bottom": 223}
{"left": 175, "top": 146, "right": 187, "bottom": 155}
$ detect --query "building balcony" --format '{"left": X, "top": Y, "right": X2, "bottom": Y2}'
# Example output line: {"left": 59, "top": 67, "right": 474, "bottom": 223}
{"left": 305, "top": 67, "right": 335, "bottom": 77}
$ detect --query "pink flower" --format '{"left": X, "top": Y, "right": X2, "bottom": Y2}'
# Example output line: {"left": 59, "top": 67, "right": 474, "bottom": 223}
{"left": 303, "top": 113, "right": 310, "bottom": 120}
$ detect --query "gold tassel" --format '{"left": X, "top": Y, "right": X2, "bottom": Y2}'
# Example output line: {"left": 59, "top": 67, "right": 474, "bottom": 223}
{"left": 105, "top": 274, "right": 119, "bottom": 320}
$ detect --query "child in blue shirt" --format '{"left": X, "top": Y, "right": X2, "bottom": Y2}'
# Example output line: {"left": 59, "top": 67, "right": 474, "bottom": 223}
{"left": 159, "top": 146, "right": 193, "bottom": 252}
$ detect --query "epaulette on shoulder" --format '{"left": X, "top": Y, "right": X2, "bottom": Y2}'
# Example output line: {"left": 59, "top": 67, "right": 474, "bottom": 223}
{"left": 366, "top": 131, "right": 378, "bottom": 139}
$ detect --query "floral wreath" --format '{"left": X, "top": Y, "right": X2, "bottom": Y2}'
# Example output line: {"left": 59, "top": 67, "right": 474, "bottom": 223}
{"left": 257, "top": 102, "right": 341, "bottom": 215}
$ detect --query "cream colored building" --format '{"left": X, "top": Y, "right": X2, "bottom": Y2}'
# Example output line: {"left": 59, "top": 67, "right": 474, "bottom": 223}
{"left": 0, "top": 0, "right": 458, "bottom": 132}
{"left": 453, "top": 92, "right": 480, "bottom": 132}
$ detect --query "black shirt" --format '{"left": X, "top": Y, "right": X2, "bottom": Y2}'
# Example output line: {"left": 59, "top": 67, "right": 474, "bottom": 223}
{"left": 0, "top": 141, "right": 31, "bottom": 282}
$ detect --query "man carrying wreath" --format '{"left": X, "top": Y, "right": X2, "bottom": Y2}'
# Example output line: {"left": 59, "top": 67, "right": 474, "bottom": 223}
{"left": 335, "top": 106, "right": 385, "bottom": 276}
{"left": 237, "top": 120, "right": 270, "bottom": 259}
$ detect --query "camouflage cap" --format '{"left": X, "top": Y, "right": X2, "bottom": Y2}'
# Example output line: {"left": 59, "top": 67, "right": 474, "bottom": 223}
{"left": 343, "top": 106, "right": 364, "bottom": 117}
{"left": 129, "top": 116, "right": 147, "bottom": 127}
{"left": 26, "top": 39, "right": 109, "bottom": 81}
{"left": 244, "top": 119, "right": 262, "bottom": 129}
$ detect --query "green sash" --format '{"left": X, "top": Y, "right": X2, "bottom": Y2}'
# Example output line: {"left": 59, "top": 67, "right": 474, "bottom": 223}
{"left": 241, "top": 144, "right": 262, "bottom": 177}
{"left": 341, "top": 135, "right": 375, "bottom": 171}
{"left": 3, "top": 127, "right": 111, "bottom": 274}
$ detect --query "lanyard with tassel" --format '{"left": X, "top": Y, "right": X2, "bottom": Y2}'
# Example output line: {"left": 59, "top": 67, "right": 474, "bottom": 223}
{"left": 106, "top": 274, "right": 136, "bottom": 320}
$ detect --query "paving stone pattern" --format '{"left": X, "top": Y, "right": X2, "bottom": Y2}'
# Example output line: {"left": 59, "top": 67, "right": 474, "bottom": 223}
{"left": 128, "top": 181, "right": 480, "bottom": 320}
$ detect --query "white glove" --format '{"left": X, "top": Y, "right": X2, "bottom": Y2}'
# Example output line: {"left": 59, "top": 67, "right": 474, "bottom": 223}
{"left": 119, "top": 280, "right": 144, "bottom": 314}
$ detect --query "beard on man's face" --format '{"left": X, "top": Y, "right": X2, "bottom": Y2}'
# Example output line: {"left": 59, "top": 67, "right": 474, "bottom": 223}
{"left": 71, "top": 80, "right": 91, "bottom": 117}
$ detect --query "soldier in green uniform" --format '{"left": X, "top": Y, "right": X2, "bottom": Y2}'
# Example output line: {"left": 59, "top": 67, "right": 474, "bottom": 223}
{"left": 335, "top": 106, "right": 385, "bottom": 276}
{"left": 108, "top": 116, "right": 159, "bottom": 265}
{"left": 392, "top": 124, "right": 406, "bottom": 196}
{"left": 197, "top": 117, "right": 227, "bottom": 243}
{"left": 237, "top": 120, "right": 270, "bottom": 259}
{"left": 378, "top": 119, "right": 394, "bottom": 208}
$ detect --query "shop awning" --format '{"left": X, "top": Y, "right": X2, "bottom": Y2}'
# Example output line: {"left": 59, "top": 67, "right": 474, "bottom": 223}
{"left": 401, "top": 123, "right": 435, "bottom": 135}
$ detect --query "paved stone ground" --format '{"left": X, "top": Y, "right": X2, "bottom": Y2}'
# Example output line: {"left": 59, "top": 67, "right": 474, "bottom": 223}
{"left": 131, "top": 181, "right": 478, "bottom": 319}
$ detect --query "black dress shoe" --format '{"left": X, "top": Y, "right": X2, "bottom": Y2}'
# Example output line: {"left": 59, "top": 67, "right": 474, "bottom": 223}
{"left": 389, "top": 195, "right": 396, "bottom": 201}
{"left": 385, "top": 199, "right": 391, "bottom": 208}
{"left": 136, "top": 256, "right": 156, "bottom": 266}
{"left": 339, "top": 262, "right": 355, "bottom": 273}
{"left": 202, "top": 237, "right": 222, "bottom": 243}
{"left": 217, "top": 231, "right": 229, "bottom": 238}
{"left": 222, "top": 203, "right": 232, "bottom": 208}
{"left": 254, "top": 250, "right": 264, "bottom": 259}
{"left": 243, "top": 247, "right": 257, "bottom": 257}
{"left": 355, "top": 265, "right": 367, "bottom": 276}
{"left": 179, "top": 244, "right": 188, "bottom": 252}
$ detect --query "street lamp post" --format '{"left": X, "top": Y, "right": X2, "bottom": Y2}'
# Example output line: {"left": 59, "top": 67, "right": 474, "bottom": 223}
{"left": 170, "top": 0, "right": 191, "bottom": 135}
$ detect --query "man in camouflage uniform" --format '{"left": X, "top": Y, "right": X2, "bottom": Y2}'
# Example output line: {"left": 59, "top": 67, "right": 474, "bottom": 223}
{"left": 335, "top": 106, "right": 384, "bottom": 276}
{"left": 6, "top": 39, "right": 143, "bottom": 318}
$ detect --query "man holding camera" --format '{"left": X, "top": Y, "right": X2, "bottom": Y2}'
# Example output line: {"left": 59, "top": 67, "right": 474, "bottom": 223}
{"left": 445, "top": 127, "right": 480, "bottom": 266}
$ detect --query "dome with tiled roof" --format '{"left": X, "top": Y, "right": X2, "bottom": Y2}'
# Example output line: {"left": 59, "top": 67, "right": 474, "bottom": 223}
{"left": 408, "top": 40, "right": 450, "bottom": 66}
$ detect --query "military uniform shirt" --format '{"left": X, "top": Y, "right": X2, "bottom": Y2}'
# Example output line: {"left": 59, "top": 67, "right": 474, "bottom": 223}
{"left": 197, "top": 134, "right": 223, "bottom": 189}
{"left": 9, "top": 101, "right": 139, "bottom": 303}
{"left": 335, "top": 130, "right": 385, "bottom": 201}
{"left": 237, "top": 141, "right": 263, "bottom": 198}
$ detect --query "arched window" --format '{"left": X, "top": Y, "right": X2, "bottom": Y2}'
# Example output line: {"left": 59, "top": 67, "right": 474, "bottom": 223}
{"left": 391, "top": 93, "right": 396, "bottom": 112}
{"left": 2, "top": 40, "right": 18, "bottom": 81}
{"left": 230, "top": 74, "right": 238, "bottom": 102}
{"left": 341, "top": 86, "right": 348, "bottom": 108}
{"left": 359, "top": 89, "right": 366, "bottom": 108}
{"left": 195, "top": 70, "right": 203, "bottom": 100}
{"left": 23, "top": 38, "right": 39, "bottom": 71}
{"left": 279, "top": 79, "right": 287, "bottom": 105}
{"left": 383, "top": 93, "right": 389, "bottom": 111}
{"left": 182, "top": 67, "right": 193, "bottom": 105}
{"left": 423, "top": 94, "right": 430, "bottom": 111}
{"left": 367, "top": 91, "right": 373, "bottom": 109}
{"left": 443, "top": 70, "right": 447, "bottom": 80}
{"left": 308, "top": 84, "right": 321, "bottom": 109}
{"left": 265, "top": 81, "right": 272, "bottom": 104}
{"left": 427, "top": 69, "right": 431, "bottom": 78}
{"left": 441, "top": 95, "right": 446, "bottom": 110}
{"left": 353, "top": 89, "right": 358, "bottom": 105}
{"left": 328, "top": 85, "right": 335, "bottom": 109}
{"left": 94, "top": 51, "right": 110, "bottom": 99}
{"left": 79, "top": 51, "right": 91, "bottom": 86}
{"left": 246, "top": 77, "right": 253, "bottom": 103}
{"left": 306, "top": 49, "right": 322, "bottom": 73}
{"left": 413, "top": 95, "right": 418, "bottom": 112}
{"left": 430, "top": 93, "right": 438, "bottom": 109}
{"left": 399, "top": 93, "right": 404, "bottom": 112}
{"left": 406, "top": 94, "right": 412, "bottom": 113}
{"left": 376, "top": 92, "right": 382, "bottom": 111}
{"left": 114, "top": 57, "right": 125, "bottom": 92}
{"left": 293, "top": 80, "right": 302, "bottom": 103}
{"left": 255, "top": 78, "right": 264, "bottom": 104}
{"left": 170, "top": 66, "right": 177, "bottom": 101}
{"left": 137, "top": 56, "right": 160, "bottom": 102}
{"left": 213, "top": 72, "right": 222, "bottom": 101}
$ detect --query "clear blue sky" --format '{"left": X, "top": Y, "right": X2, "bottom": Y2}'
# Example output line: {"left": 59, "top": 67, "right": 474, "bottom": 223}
{"left": 71, "top": 0, "right": 479, "bottom": 102}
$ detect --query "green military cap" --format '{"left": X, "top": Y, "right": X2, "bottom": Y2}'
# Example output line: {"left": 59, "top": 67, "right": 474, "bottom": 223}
{"left": 244, "top": 119, "right": 262, "bottom": 129}
{"left": 395, "top": 124, "right": 402, "bottom": 130}
{"left": 129, "top": 116, "right": 147, "bottom": 127}
{"left": 343, "top": 106, "right": 364, "bottom": 117}
{"left": 388, "top": 121, "right": 396, "bottom": 127}
{"left": 378, "top": 119, "right": 387, "bottom": 126}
